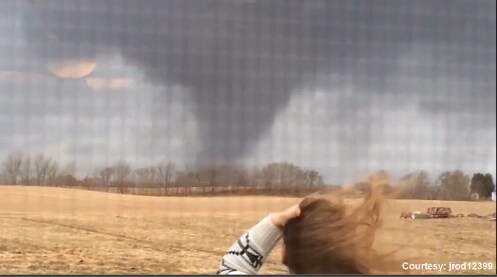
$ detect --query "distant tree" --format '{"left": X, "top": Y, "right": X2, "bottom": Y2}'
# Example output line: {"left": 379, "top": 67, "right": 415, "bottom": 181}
{"left": 135, "top": 166, "right": 157, "bottom": 188}
{"left": 214, "top": 165, "right": 250, "bottom": 192}
{"left": 34, "top": 155, "right": 55, "bottom": 186}
{"left": 398, "top": 171, "right": 432, "bottom": 199}
{"left": 470, "top": 173, "right": 495, "bottom": 199}
{"left": 303, "top": 170, "right": 324, "bottom": 191}
{"left": 20, "top": 155, "right": 32, "bottom": 185}
{"left": 234, "top": 167, "right": 250, "bottom": 188}
{"left": 207, "top": 166, "right": 218, "bottom": 194}
{"left": 156, "top": 162, "right": 176, "bottom": 190}
{"left": 99, "top": 167, "right": 114, "bottom": 192}
{"left": 175, "top": 171, "right": 199, "bottom": 194}
{"left": 248, "top": 167, "right": 264, "bottom": 189}
{"left": 46, "top": 160, "right": 59, "bottom": 186}
{"left": 261, "top": 163, "right": 307, "bottom": 191}
{"left": 262, "top": 164, "right": 277, "bottom": 189}
{"left": 192, "top": 166, "right": 219, "bottom": 194}
{"left": 87, "top": 173, "right": 105, "bottom": 190}
{"left": 114, "top": 160, "right": 131, "bottom": 193}
{"left": 83, "top": 176, "right": 93, "bottom": 190}
{"left": 55, "top": 161, "right": 77, "bottom": 187}
{"left": 1, "top": 153, "right": 23, "bottom": 185}
{"left": 60, "top": 161, "right": 76, "bottom": 177}
{"left": 436, "top": 170, "right": 470, "bottom": 200}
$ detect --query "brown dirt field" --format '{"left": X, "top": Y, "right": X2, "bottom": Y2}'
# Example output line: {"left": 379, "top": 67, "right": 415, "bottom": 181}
{"left": 0, "top": 186, "right": 495, "bottom": 274}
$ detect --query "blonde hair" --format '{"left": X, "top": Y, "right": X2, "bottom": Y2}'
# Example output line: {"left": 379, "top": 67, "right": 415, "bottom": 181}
{"left": 282, "top": 176, "right": 402, "bottom": 274}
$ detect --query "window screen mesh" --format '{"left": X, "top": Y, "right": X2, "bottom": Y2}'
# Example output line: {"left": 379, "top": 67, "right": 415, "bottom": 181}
{"left": 0, "top": 0, "right": 495, "bottom": 274}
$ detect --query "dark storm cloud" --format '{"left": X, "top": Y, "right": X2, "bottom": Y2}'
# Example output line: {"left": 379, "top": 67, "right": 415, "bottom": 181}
{"left": 0, "top": 0, "right": 494, "bottom": 181}
{"left": 16, "top": 0, "right": 495, "bottom": 166}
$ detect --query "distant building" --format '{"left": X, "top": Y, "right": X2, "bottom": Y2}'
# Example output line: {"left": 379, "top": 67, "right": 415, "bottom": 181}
{"left": 492, "top": 191, "right": 496, "bottom": 202}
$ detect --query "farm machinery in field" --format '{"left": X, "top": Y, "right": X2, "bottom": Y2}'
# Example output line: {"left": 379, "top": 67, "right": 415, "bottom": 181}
{"left": 400, "top": 207, "right": 495, "bottom": 220}
{"left": 400, "top": 207, "right": 453, "bottom": 219}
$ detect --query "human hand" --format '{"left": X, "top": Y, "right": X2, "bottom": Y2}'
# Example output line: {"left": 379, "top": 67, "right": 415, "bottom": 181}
{"left": 270, "top": 204, "right": 301, "bottom": 229}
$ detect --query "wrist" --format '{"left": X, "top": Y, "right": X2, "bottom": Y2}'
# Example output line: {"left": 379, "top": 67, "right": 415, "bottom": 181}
{"left": 270, "top": 213, "right": 285, "bottom": 229}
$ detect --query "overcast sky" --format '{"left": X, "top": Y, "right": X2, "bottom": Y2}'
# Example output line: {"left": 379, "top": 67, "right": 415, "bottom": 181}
{"left": 0, "top": 0, "right": 495, "bottom": 184}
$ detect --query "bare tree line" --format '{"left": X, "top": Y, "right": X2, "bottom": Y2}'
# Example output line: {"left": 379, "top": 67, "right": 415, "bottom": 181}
{"left": 1, "top": 153, "right": 76, "bottom": 187}
{"left": 1, "top": 153, "right": 494, "bottom": 200}
{"left": 0, "top": 153, "right": 325, "bottom": 196}
{"left": 390, "top": 170, "right": 495, "bottom": 201}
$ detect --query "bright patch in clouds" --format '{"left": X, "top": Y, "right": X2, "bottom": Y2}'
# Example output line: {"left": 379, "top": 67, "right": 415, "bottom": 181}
{"left": 46, "top": 59, "right": 97, "bottom": 79}
{"left": 86, "top": 77, "right": 136, "bottom": 91}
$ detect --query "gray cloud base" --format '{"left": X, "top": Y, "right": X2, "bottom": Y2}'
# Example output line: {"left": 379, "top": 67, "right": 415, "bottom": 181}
{"left": 0, "top": 0, "right": 495, "bottom": 182}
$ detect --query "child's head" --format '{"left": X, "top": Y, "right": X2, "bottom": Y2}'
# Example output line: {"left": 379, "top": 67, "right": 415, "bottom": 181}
{"left": 281, "top": 180, "right": 391, "bottom": 274}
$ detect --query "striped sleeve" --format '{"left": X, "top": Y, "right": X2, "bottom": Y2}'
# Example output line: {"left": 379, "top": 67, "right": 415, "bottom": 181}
{"left": 217, "top": 215, "right": 283, "bottom": 275}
